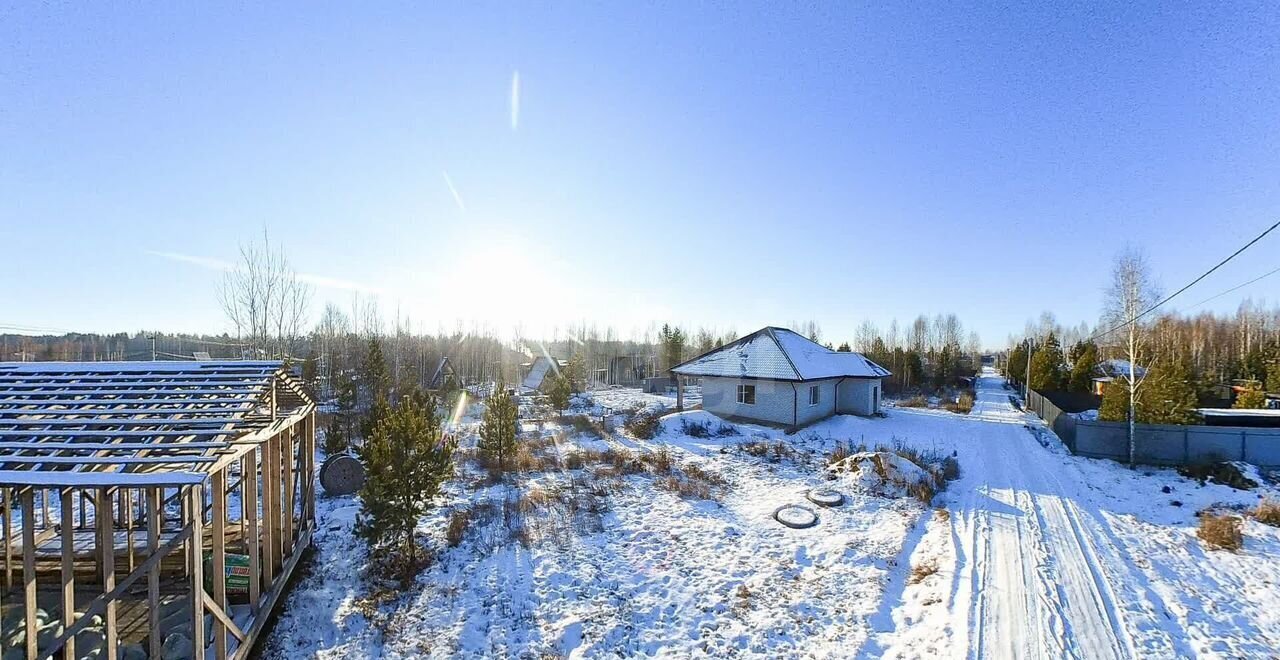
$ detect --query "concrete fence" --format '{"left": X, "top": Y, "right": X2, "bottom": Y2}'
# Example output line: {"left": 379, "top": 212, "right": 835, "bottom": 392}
{"left": 1025, "top": 389, "right": 1280, "bottom": 468}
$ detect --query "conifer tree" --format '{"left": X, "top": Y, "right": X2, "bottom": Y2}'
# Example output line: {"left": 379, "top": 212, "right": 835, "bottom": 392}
{"left": 1028, "top": 333, "right": 1066, "bottom": 391}
{"left": 1234, "top": 384, "right": 1268, "bottom": 409}
{"left": 323, "top": 416, "right": 348, "bottom": 455}
{"left": 479, "top": 386, "right": 519, "bottom": 472}
{"left": 547, "top": 373, "right": 572, "bottom": 412}
{"left": 566, "top": 353, "right": 587, "bottom": 393}
{"left": 1143, "top": 357, "right": 1200, "bottom": 424}
{"left": 1099, "top": 380, "right": 1141, "bottom": 422}
{"left": 836, "top": 342, "right": 852, "bottom": 352}
{"left": 362, "top": 337, "right": 390, "bottom": 402}
{"left": 360, "top": 395, "right": 392, "bottom": 442}
{"left": 357, "top": 394, "right": 455, "bottom": 572}
{"left": 1067, "top": 341, "right": 1100, "bottom": 393}
{"left": 1267, "top": 360, "right": 1280, "bottom": 395}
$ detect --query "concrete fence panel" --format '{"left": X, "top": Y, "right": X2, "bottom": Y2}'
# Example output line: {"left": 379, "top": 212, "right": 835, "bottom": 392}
{"left": 1242, "top": 429, "right": 1280, "bottom": 466}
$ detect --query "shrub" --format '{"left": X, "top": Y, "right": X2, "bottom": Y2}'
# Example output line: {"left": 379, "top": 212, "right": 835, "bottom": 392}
{"left": 1253, "top": 497, "right": 1280, "bottom": 527}
{"left": 944, "top": 393, "right": 974, "bottom": 414}
{"left": 1197, "top": 513, "right": 1244, "bottom": 551}
{"left": 899, "top": 396, "right": 928, "bottom": 408}
{"left": 547, "top": 374, "right": 572, "bottom": 412}
{"left": 445, "top": 509, "right": 469, "bottom": 547}
{"left": 909, "top": 562, "right": 938, "bottom": 584}
{"left": 624, "top": 408, "right": 662, "bottom": 439}
{"left": 681, "top": 418, "right": 712, "bottom": 438}
{"left": 558, "top": 414, "right": 598, "bottom": 435}
{"left": 641, "top": 446, "right": 675, "bottom": 474}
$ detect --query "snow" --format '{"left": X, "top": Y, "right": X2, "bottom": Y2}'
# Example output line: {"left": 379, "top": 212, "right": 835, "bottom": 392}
{"left": 671, "top": 327, "right": 889, "bottom": 380}
{"left": 263, "top": 370, "right": 1280, "bottom": 659}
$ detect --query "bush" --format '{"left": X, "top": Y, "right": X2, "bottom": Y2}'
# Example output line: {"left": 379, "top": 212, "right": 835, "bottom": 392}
{"left": 640, "top": 446, "right": 674, "bottom": 474}
{"left": 944, "top": 393, "right": 974, "bottom": 414}
{"left": 1253, "top": 497, "right": 1280, "bottom": 527}
{"left": 909, "top": 562, "right": 938, "bottom": 585}
{"left": 899, "top": 395, "right": 928, "bottom": 408}
{"left": 557, "top": 414, "right": 599, "bottom": 435}
{"left": 624, "top": 408, "right": 662, "bottom": 439}
{"left": 1197, "top": 513, "right": 1244, "bottom": 551}
{"left": 445, "top": 509, "right": 469, "bottom": 547}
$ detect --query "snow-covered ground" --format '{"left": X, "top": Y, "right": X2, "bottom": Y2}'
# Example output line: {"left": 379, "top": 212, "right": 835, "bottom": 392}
{"left": 262, "top": 376, "right": 1280, "bottom": 659}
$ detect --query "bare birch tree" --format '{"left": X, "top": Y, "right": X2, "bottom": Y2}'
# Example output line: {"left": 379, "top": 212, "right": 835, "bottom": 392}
{"left": 218, "top": 232, "right": 313, "bottom": 359}
{"left": 1101, "top": 247, "right": 1162, "bottom": 468}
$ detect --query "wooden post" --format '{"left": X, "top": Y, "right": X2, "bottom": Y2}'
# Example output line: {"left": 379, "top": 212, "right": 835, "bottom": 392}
{"left": 188, "top": 484, "right": 207, "bottom": 660}
{"left": 262, "top": 433, "right": 278, "bottom": 586}
{"left": 305, "top": 411, "right": 316, "bottom": 524}
{"left": 282, "top": 427, "right": 295, "bottom": 555}
{"left": 61, "top": 489, "right": 77, "bottom": 660}
{"left": 96, "top": 489, "right": 118, "bottom": 659}
{"left": 211, "top": 469, "right": 228, "bottom": 658}
{"left": 124, "top": 488, "right": 136, "bottom": 572}
{"left": 244, "top": 449, "right": 261, "bottom": 607}
{"left": 676, "top": 375, "right": 684, "bottom": 412}
{"left": 3, "top": 486, "right": 12, "bottom": 590}
{"left": 22, "top": 489, "right": 37, "bottom": 660}
{"left": 147, "top": 488, "right": 162, "bottom": 660}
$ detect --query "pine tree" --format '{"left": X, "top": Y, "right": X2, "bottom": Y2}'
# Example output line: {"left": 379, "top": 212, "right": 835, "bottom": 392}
{"left": 566, "top": 353, "right": 587, "bottom": 393}
{"left": 659, "top": 324, "right": 686, "bottom": 371}
{"left": 1099, "top": 380, "right": 1140, "bottom": 422}
{"left": 362, "top": 337, "right": 390, "bottom": 402}
{"left": 360, "top": 395, "right": 392, "bottom": 442}
{"left": 547, "top": 373, "right": 571, "bottom": 412}
{"left": 356, "top": 394, "right": 455, "bottom": 573}
{"left": 836, "top": 342, "right": 852, "bottom": 352}
{"left": 1067, "top": 341, "right": 1099, "bottom": 393}
{"left": 1234, "top": 384, "right": 1268, "bottom": 409}
{"left": 323, "top": 416, "right": 348, "bottom": 455}
{"left": 479, "top": 386, "right": 519, "bottom": 472}
{"left": 301, "top": 351, "right": 319, "bottom": 394}
{"left": 1143, "top": 358, "right": 1200, "bottom": 424}
{"left": 1028, "top": 333, "right": 1066, "bottom": 391}
{"left": 1267, "top": 360, "right": 1280, "bottom": 395}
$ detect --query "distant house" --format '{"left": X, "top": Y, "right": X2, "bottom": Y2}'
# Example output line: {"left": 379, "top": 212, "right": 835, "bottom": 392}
{"left": 428, "top": 356, "right": 461, "bottom": 390}
{"left": 671, "top": 326, "right": 891, "bottom": 428}
{"left": 1091, "top": 359, "right": 1148, "bottom": 396}
{"left": 520, "top": 355, "right": 568, "bottom": 391}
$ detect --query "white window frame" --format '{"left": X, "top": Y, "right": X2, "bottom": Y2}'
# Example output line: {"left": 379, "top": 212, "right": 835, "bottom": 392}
{"left": 736, "top": 384, "right": 756, "bottom": 405}
{"left": 809, "top": 384, "right": 821, "bottom": 406}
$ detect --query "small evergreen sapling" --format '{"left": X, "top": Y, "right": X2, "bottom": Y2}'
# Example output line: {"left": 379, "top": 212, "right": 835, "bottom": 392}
{"left": 547, "top": 373, "right": 572, "bottom": 413}
{"left": 1234, "top": 384, "right": 1268, "bottom": 409}
{"left": 479, "top": 386, "right": 519, "bottom": 472}
{"left": 356, "top": 394, "right": 455, "bottom": 576}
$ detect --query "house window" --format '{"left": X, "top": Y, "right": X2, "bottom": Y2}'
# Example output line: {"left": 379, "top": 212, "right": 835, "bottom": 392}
{"left": 809, "top": 385, "right": 821, "bottom": 406}
{"left": 736, "top": 384, "right": 756, "bottom": 405}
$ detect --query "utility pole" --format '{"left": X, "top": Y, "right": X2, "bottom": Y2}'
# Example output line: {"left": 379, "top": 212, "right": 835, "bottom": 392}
{"left": 1024, "top": 337, "right": 1033, "bottom": 401}
{"left": 149, "top": 334, "right": 157, "bottom": 361}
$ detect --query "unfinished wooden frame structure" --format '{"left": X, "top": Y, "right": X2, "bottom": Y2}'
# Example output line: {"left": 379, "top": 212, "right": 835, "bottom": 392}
{"left": 0, "top": 361, "right": 315, "bottom": 660}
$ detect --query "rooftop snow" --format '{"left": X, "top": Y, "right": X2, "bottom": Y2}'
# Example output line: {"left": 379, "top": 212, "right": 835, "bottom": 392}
{"left": 671, "top": 327, "right": 890, "bottom": 381}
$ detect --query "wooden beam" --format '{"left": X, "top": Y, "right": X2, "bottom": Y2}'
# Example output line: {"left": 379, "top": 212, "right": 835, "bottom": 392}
{"left": 22, "top": 488, "right": 37, "bottom": 660}
{"left": 202, "top": 592, "right": 248, "bottom": 642}
{"left": 147, "top": 488, "right": 162, "bottom": 660}
{"left": 262, "top": 432, "right": 279, "bottom": 584}
{"left": 227, "top": 525, "right": 313, "bottom": 660}
{"left": 282, "top": 427, "right": 294, "bottom": 554}
{"left": 96, "top": 489, "right": 118, "bottom": 660}
{"left": 36, "top": 523, "right": 193, "bottom": 660}
{"left": 211, "top": 469, "right": 228, "bottom": 658}
{"left": 189, "top": 484, "right": 207, "bottom": 660}
{"left": 2, "top": 486, "right": 11, "bottom": 590}
{"left": 244, "top": 449, "right": 261, "bottom": 606}
{"left": 60, "top": 489, "right": 76, "bottom": 660}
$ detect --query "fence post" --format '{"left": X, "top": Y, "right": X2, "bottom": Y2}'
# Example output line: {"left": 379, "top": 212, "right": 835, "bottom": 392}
{"left": 1241, "top": 430, "right": 1247, "bottom": 462}
{"left": 1183, "top": 427, "right": 1189, "bottom": 464}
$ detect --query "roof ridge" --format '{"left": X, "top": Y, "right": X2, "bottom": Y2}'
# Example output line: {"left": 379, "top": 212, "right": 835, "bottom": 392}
{"left": 764, "top": 327, "right": 803, "bottom": 380}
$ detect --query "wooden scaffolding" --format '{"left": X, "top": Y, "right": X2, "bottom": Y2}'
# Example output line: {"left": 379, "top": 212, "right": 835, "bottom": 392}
{"left": 0, "top": 361, "right": 316, "bottom": 660}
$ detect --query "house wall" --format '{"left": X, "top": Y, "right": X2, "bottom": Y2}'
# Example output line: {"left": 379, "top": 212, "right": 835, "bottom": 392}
{"left": 836, "top": 378, "right": 882, "bottom": 415}
{"left": 796, "top": 378, "right": 840, "bottom": 426}
{"left": 702, "top": 377, "right": 799, "bottom": 426}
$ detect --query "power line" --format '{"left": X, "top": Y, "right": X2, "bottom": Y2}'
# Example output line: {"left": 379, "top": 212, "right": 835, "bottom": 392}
{"left": 1091, "top": 218, "right": 1280, "bottom": 341}
{"left": 1182, "top": 264, "right": 1280, "bottom": 312}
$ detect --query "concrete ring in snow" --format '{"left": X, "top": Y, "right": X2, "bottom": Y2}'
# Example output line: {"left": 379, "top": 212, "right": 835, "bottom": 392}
{"left": 773, "top": 504, "right": 819, "bottom": 529}
{"left": 320, "top": 454, "right": 366, "bottom": 496}
{"left": 806, "top": 488, "right": 844, "bottom": 507}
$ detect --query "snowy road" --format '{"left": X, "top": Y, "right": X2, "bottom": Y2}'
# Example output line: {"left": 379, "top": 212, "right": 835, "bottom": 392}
{"left": 946, "top": 374, "right": 1141, "bottom": 659}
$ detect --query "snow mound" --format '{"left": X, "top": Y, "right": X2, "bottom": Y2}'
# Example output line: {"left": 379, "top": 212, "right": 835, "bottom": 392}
{"left": 657, "top": 410, "right": 725, "bottom": 436}
{"left": 828, "top": 451, "right": 931, "bottom": 497}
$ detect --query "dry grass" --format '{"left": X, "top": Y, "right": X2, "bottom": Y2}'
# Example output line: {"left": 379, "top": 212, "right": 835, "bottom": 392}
{"left": 944, "top": 392, "right": 975, "bottom": 414}
{"left": 1252, "top": 497, "right": 1280, "bottom": 527}
{"left": 908, "top": 562, "right": 939, "bottom": 584}
{"left": 899, "top": 395, "right": 929, "bottom": 408}
{"left": 623, "top": 408, "right": 663, "bottom": 439}
{"left": 1198, "top": 512, "right": 1244, "bottom": 551}
{"left": 640, "top": 446, "right": 675, "bottom": 474}
{"left": 445, "top": 509, "right": 470, "bottom": 547}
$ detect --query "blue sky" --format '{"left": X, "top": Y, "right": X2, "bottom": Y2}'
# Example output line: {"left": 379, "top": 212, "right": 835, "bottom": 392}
{"left": 2, "top": 3, "right": 1278, "bottom": 346}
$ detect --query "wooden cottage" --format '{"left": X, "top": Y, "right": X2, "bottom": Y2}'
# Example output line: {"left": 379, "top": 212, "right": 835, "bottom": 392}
{"left": 0, "top": 361, "right": 316, "bottom": 660}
